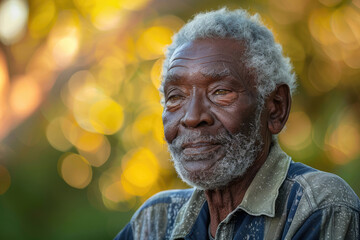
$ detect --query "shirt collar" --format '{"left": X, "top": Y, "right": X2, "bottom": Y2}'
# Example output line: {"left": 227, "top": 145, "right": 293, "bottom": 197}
{"left": 171, "top": 141, "right": 291, "bottom": 239}
{"left": 235, "top": 141, "right": 291, "bottom": 218}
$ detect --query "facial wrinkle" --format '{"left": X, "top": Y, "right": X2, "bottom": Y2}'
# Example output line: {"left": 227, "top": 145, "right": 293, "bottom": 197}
{"left": 168, "top": 110, "right": 263, "bottom": 190}
{"left": 199, "top": 68, "right": 231, "bottom": 80}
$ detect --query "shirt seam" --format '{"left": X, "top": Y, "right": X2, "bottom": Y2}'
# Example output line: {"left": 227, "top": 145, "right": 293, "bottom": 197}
{"left": 285, "top": 176, "right": 360, "bottom": 212}
{"left": 171, "top": 198, "right": 207, "bottom": 239}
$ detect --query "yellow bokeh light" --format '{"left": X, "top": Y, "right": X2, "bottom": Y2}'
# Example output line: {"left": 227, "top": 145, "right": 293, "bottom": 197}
{"left": 101, "top": 193, "right": 137, "bottom": 211}
{"left": 279, "top": 111, "right": 312, "bottom": 150}
{"left": 151, "top": 58, "right": 163, "bottom": 89}
{"left": 58, "top": 153, "right": 92, "bottom": 189}
{"left": 0, "top": 50, "right": 8, "bottom": 91}
{"left": 280, "top": 35, "right": 306, "bottom": 73}
{"left": 66, "top": 70, "right": 97, "bottom": 102}
{"left": 96, "top": 56, "right": 126, "bottom": 96}
{"left": 0, "top": 165, "right": 11, "bottom": 195}
{"left": 0, "top": 0, "right": 29, "bottom": 45}
{"left": 99, "top": 167, "right": 121, "bottom": 193}
{"left": 9, "top": 75, "right": 41, "bottom": 118}
{"left": 74, "top": 0, "right": 127, "bottom": 31}
{"left": 331, "top": 7, "right": 358, "bottom": 45}
{"left": 121, "top": 124, "right": 140, "bottom": 150}
{"left": 136, "top": 26, "right": 173, "bottom": 60}
{"left": 78, "top": 135, "right": 111, "bottom": 167}
{"left": 309, "top": 8, "right": 337, "bottom": 46}
{"left": 121, "top": 148, "right": 159, "bottom": 196}
{"left": 152, "top": 116, "right": 166, "bottom": 145}
{"left": 72, "top": 0, "right": 97, "bottom": 13}
{"left": 134, "top": 109, "right": 165, "bottom": 144}
{"left": 152, "top": 15, "right": 185, "bottom": 32}
{"left": 132, "top": 103, "right": 164, "bottom": 142}
{"left": 342, "top": 47, "right": 360, "bottom": 69}
{"left": 67, "top": 89, "right": 102, "bottom": 133}
{"left": 23, "top": 47, "right": 56, "bottom": 87}
{"left": 269, "top": 0, "right": 310, "bottom": 24}
{"left": 103, "top": 181, "right": 132, "bottom": 202}
{"left": 99, "top": 167, "right": 137, "bottom": 210}
{"left": 138, "top": 83, "right": 162, "bottom": 105}
{"left": 65, "top": 71, "right": 123, "bottom": 134}
{"left": 0, "top": 49, "right": 9, "bottom": 122}
{"left": 29, "top": 0, "right": 56, "bottom": 38}
{"left": 58, "top": 115, "right": 106, "bottom": 152}
{"left": 52, "top": 32, "right": 79, "bottom": 67}
{"left": 345, "top": 7, "right": 360, "bottom": 44}
{"left": 89, "top": 98, "right": 124, "bottom": 135}
{"left": 122, "top": 37, "right": 138, "bottom": 65}
{"left": 326, "top": 108, "right": 360, "bottom": 164}
{"left": 75, "top": 131, "right": 104, "bottom": 152}
{"left": 307, "top": 58, "right": 341, "bottom": 93}
{"left": 46, "top": 117, "right": 73, "bottom": 151}
{"left": 354, "top": 0, "right": 360, "bottom": 9}
{"left": 270, "top": 0, "right": 309, "bottom": 13}
{"left": 119, "top": 0, "right": 151, "bottom": 11}
{"left": 321, "top": 44, "right": 343, "bottom": 62}
{"left": 73, "top": 95, "right": 102, "bottom": 133}
{"left": 319, "top": 0, "right": 342, "bottom": 7}
{"left": 308, "top": 6, "right": 360, "bottom": 69}
{"left": 92, "top": 8, "right": 127, "bottom": 31}
{"left": 59, "top": 116, "right": 82, "bottom": 145}
{"left": 45, "top": 11, "right": 81, "bottom": 68}
{"left": 333, "top": 124, "right": 359, "bottom": 157}
{"left": 73, "top": 0, "right": 151, "bottom": 17}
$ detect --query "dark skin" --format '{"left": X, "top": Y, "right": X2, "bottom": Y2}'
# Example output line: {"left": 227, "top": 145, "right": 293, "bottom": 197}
{"left": 162, "top": 39, "right": 291, "bottom": 237}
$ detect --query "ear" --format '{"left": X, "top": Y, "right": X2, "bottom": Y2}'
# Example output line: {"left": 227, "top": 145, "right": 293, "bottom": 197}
{"left": 266, "top": 84, "right": 291, "bottom": 134}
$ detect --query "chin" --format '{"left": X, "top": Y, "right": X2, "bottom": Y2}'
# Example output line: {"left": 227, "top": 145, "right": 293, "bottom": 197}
{"left": 168, "top": 118, "right": 264, "bottom": 190}
{"left": 173, "top": 157, "right": 251, "bottom": 190}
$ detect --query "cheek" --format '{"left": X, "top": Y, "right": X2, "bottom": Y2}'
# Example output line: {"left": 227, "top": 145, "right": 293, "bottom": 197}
{"left": 215, "top": 112, "right": 244, "bottom": 134}
{"left": 213, "top": 104, "right": 257, "bottom": 135}
{"left": 162, "top": 111, "right": 181, "bottom": 143}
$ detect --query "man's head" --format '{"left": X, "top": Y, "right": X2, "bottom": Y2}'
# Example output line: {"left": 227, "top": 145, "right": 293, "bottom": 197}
{"left": 161, "top": 9, "right": 294, "bottom": 189}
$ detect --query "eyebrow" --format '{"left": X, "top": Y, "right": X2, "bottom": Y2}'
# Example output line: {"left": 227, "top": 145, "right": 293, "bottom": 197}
{"left": 164, "top": 72, "right": 182, "bottom": 84}
{"left": 200, "top": 68, "right": 232, "bottom": 80}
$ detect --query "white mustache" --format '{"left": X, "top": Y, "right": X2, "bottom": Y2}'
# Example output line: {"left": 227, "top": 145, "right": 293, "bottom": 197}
{"left": 170, "top": 130, "right": 233, "bottom": 150}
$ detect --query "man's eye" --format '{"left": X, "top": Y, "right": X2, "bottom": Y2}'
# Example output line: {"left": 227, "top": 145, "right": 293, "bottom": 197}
{"left": 167, "top": 95, "right": 182, "bottom": 102}
{"left": 214, "top": 89, "right": 231, "bottom": 95}
{"left": 165, "top": 95, "right": 183, "bottom": 109}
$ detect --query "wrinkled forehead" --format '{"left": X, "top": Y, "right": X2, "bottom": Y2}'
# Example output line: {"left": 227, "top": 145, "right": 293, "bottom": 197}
{"left": 164, "top": 39, "right": 256, "bottom": 91}
{"left": 168, "top": 38, "right": 246, "bottom": 69}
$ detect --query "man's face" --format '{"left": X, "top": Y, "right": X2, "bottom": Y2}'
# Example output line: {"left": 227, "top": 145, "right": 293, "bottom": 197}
{"left": 162, "top": 39, "right": 265, "bottom": 189}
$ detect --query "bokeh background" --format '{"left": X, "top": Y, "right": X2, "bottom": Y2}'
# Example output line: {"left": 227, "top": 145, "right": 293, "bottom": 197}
{"left": 0, "top": 0, "right": 359, "bottom": 239}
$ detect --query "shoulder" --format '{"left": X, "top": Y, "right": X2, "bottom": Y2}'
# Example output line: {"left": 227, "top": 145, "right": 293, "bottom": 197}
{"left": 115, "top": 189, "right": 194, "bottom": 240}
{"left": 281, "top": 161, "right": 360, "bottom": 239}
{"left": 133, "top": 188, "right": 194, "bottom": 218}
{"left": 287, "top": 161, "right": 360, "bottom": 211}
{"left": 128, "top": 189, "right": 194, "bottom": 240}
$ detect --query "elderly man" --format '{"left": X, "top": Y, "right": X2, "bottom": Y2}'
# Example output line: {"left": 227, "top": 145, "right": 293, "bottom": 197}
{"left": 115, "top": 8, "right": 360, "bottom": 240}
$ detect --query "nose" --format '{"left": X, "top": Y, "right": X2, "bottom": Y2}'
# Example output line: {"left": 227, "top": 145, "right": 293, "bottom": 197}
{"left": 181, "top": 94, "right": 214, "bottom": 128}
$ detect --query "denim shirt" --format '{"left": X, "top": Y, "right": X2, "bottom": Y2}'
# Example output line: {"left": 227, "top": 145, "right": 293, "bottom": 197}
{"left": 115, "top": 142, "right": 360, "bottom": 240}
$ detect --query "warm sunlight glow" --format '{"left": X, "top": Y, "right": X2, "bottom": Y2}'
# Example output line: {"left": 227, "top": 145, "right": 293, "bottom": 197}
{"left": 136, "top": 26, "right": 173, "bottom": 60}
{"left": 121, "top": 148, "right": 159, "bottom": 196}
{"left": 9, "top": 75, "right": 41, "bottom": 117}
{"left": 46, "top": 117, "right": 73, "bottom": 152}
{"left": 0, "top": 0, "right": 28, "bottom": 45}
{"left": 279, "top": 111, "right": 312, "bottom": 150}
{"left": 59, "top": 153, "right": 92, "bottom": 189}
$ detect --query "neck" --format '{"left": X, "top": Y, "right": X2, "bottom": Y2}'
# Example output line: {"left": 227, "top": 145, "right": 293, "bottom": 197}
{"left": 205, "top": 136, "right": 272, "bottom": 237}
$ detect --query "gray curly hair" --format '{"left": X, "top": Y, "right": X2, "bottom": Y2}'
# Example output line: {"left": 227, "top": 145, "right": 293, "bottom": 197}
{"left": 161, "top": 8, "right": 296, "bottom": 101}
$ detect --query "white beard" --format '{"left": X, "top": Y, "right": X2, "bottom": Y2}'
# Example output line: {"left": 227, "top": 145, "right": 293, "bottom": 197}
{"left": 168, "top": 116, "right": 263, "bottom": 190}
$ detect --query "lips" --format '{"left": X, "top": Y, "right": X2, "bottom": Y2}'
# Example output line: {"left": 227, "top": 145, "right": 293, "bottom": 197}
{"left": 182, "top": 142, "right": 221, "bottom": 156}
